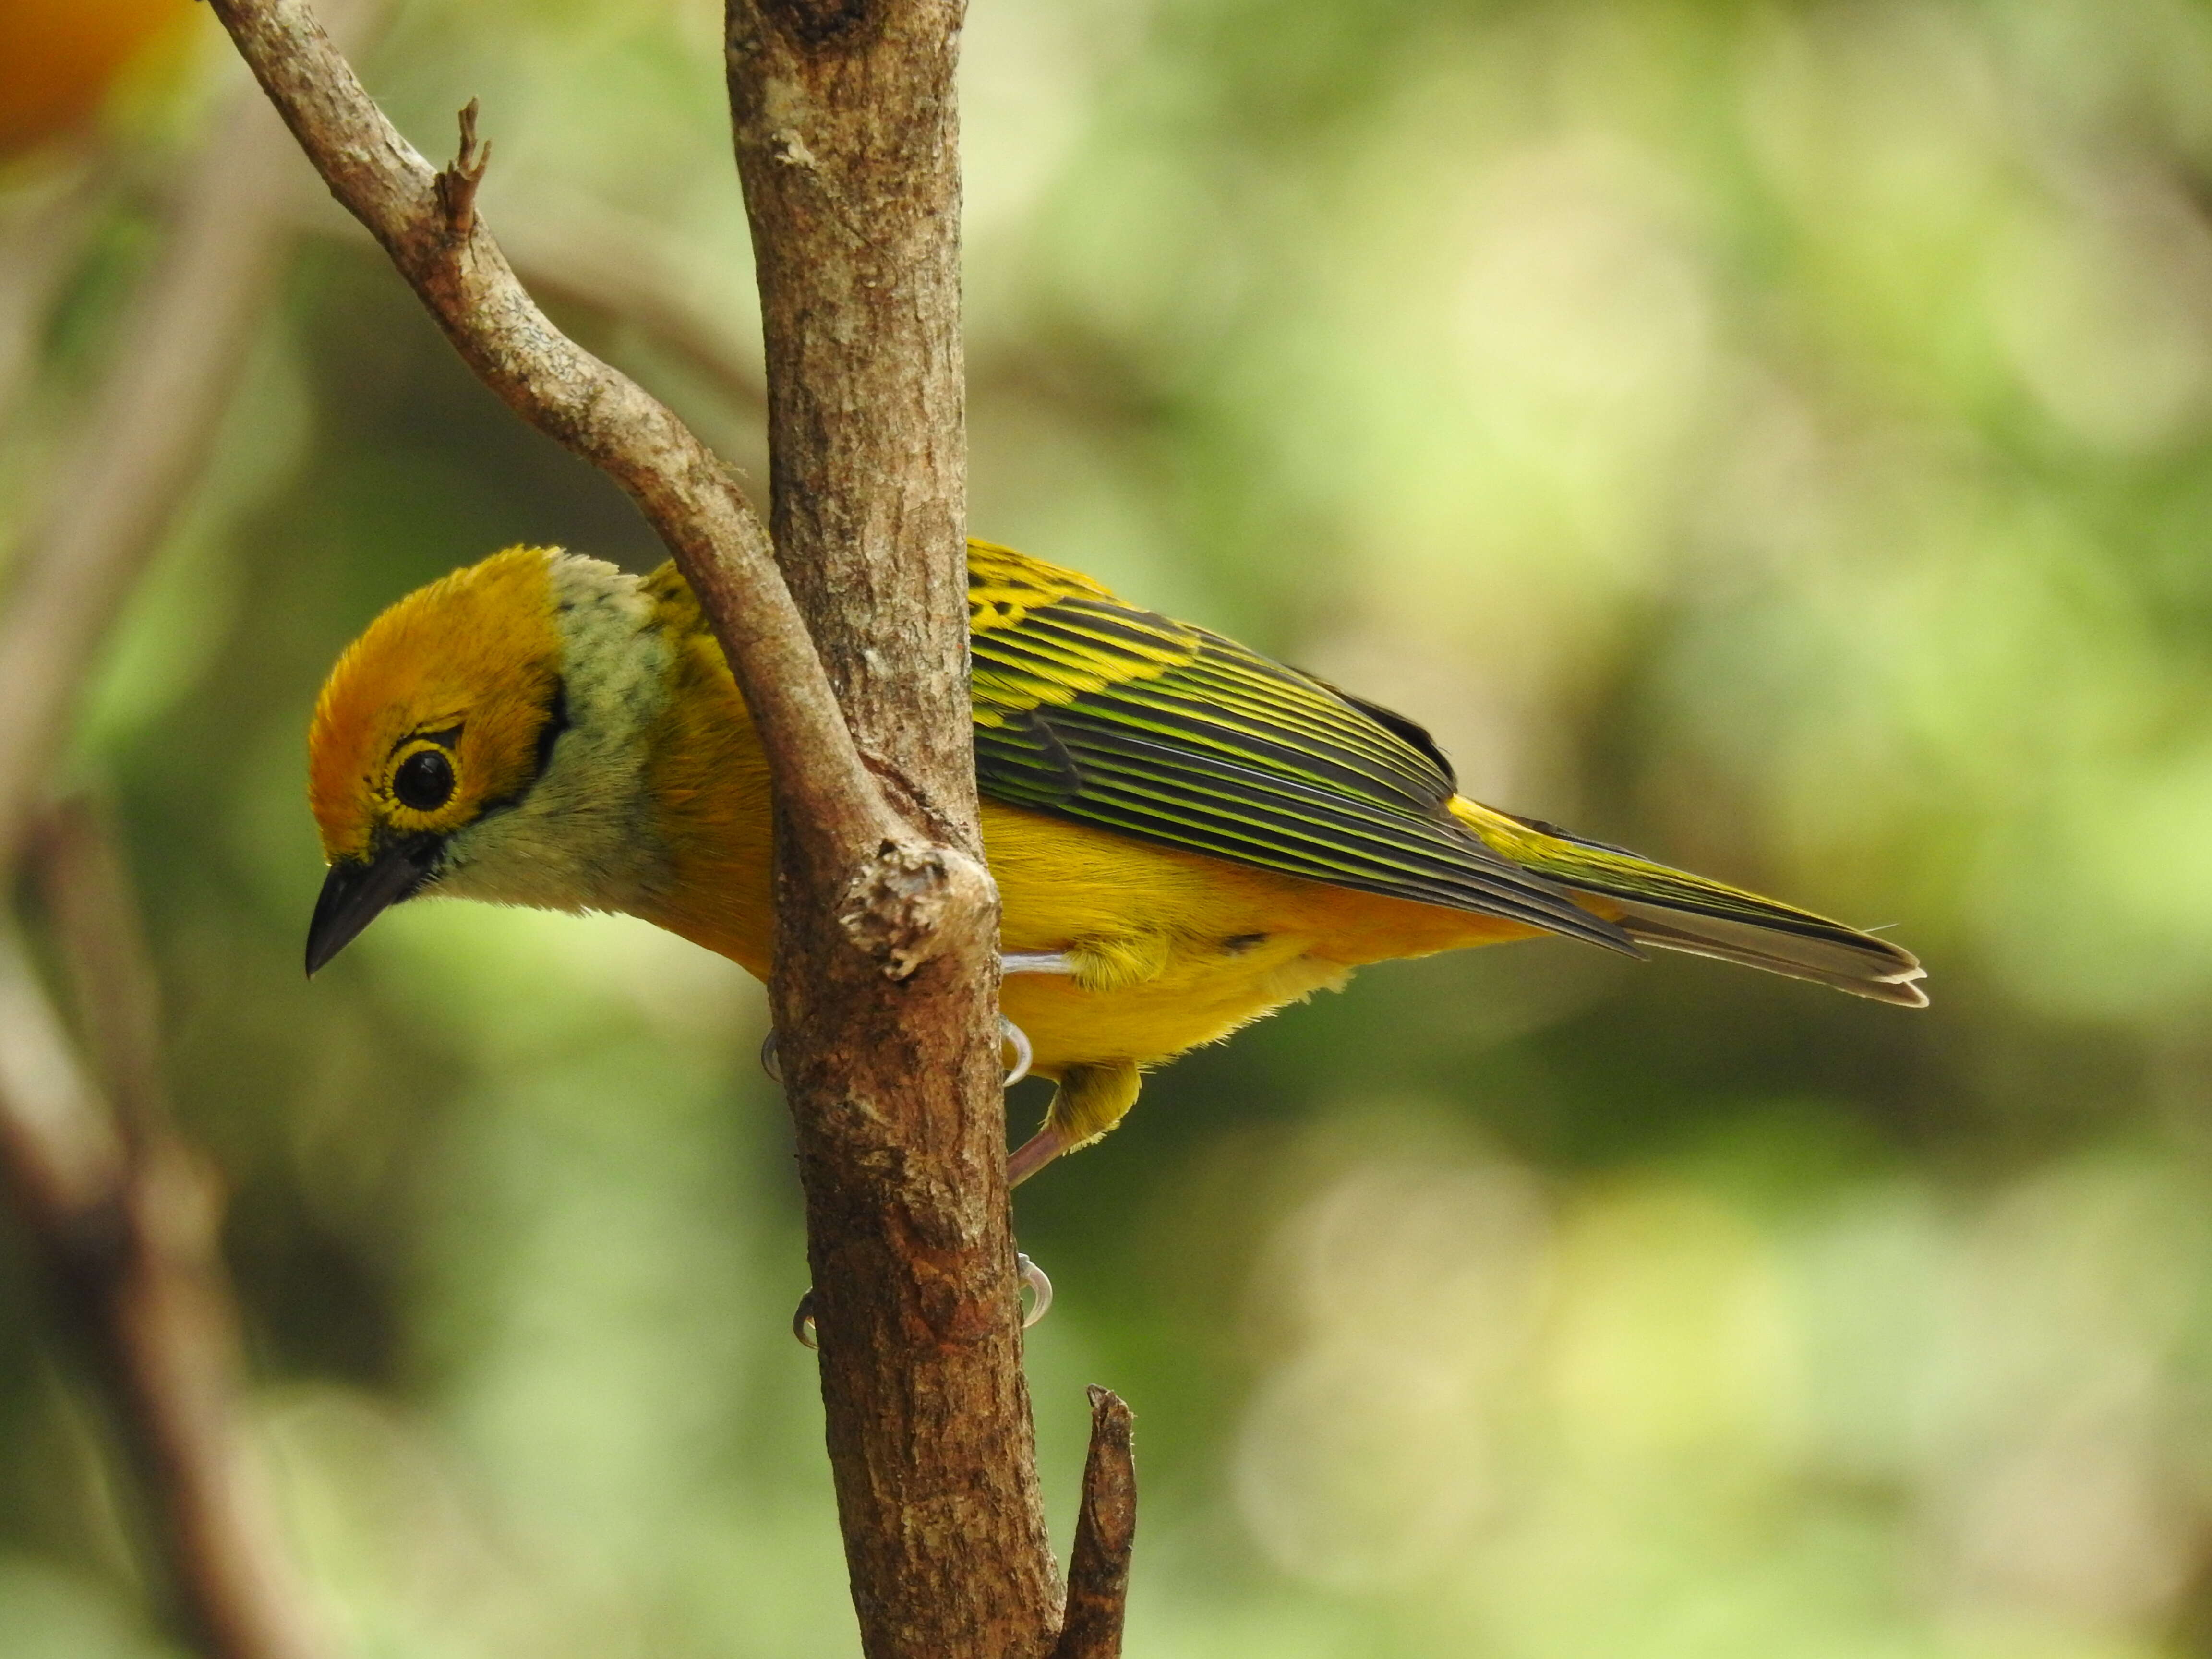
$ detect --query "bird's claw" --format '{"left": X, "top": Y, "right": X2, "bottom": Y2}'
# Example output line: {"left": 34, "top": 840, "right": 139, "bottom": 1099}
{"left": 1000, "top": 1018, "right": 1033, "bottom": 1086}
{"left": 790, "top": 1252, "right": 1052, "bottom": 1348}
{"left": 1018, "top": 1252, "right": 1053, "bottom": 1327}
{"left": 762, "top": 1017, "right": 1032, "bottom": 1087}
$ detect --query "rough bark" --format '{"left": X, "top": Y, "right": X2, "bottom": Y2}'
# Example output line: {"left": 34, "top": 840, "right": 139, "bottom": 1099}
{"left": 724, "top": 5, "right": 1059, "bottom": 1655}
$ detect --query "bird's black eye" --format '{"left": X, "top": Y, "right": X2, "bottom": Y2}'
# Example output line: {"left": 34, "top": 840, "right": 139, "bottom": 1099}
{"left": 393, "top": 747, "right": 457, "bottom": 812}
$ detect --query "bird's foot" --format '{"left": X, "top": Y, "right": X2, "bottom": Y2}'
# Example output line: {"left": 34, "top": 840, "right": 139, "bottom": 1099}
{"left": 1000, "top": 1018, "right": 1033, "bottom": 1085}
{"left": 762, "top": 1016, "right": 1032, "bottom": 1086}
{"left": 792, "top": 1252, "right": 1052, "bottom": 1348}
{"left": 771, "top": 999, "right": 1044, "bottom": 1349}
{"left": 1018, "top": 1252, "right": 1053, "bottom": 1324}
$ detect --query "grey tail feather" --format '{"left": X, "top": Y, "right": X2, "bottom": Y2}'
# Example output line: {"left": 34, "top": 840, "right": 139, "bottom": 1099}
{"left": 1599, "top": 899, "right": 1929, "bottom": 1009}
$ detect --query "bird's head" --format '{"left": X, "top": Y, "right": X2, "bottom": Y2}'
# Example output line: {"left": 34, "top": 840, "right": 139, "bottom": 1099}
{"left": 305, "top": 545, "right": 668, "bottom": 975}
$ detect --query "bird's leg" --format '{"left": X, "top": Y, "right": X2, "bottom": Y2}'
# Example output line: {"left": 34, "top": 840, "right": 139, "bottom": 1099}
{"left": 1007, "top": 1125, "right": 1068, "bottom": 1187}
{"left": 1001, "top": 951, "right": 1071, "bottom": 1180}
{"left": 1004, "top": 947, "right": 1070, "bottom": 1185}
{"left": 1007, "top": 1060, "right": 1144, "bottom": 1192}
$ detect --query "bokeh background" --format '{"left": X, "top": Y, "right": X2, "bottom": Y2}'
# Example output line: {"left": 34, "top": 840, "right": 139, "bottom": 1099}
{"left": 7, "top": 0, "right": 2212, "bottom": 1654}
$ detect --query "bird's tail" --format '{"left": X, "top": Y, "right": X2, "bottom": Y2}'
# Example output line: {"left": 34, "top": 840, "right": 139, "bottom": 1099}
{"left": 1449, "top": 799, "right": 1927, "bottom": 1008}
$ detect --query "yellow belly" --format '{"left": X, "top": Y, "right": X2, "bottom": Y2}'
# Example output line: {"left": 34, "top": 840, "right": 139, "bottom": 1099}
{"left": 649, "top": 789, "right": 1542, "bottom": 1077}
{"left": 637, "top": 599, "right": 1551, "bottom": 1079}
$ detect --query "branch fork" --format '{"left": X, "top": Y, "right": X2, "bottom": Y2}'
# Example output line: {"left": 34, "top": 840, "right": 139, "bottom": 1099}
{"left": 190, "top": 0, "right": 1141, "bottom": 1652}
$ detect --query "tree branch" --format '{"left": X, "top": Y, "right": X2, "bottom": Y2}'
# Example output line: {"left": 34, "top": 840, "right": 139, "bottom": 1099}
{"left": 197, "top": 4, "right": 1124, "bottom": 1652}
{"left": 0, "top": 802, "right": 331, "bottom": 1659}
{"left": 1052, "top": 1388, "right": 1137, "bottom": 1659}
{"left": 724, "top": 3, "right": 1062, "bottom": 1654}
{"left": 202, "top": 0, "right": 949, "bottom": 923}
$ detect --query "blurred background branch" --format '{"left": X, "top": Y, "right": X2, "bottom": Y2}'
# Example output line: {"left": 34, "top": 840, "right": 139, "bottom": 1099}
{"left": 497, "top": 214, "right": 767, "bottom": 423}
{"left": 0, "top": 55, "right": 334, "bottom": 881}
{"left": 0, "top": 799, "right": 330, "bottom": 1659}
{"left": 0, "top": 6, "right": 374, "bottom": 1657}
{"left": 0, "top": 159, "right": 108, "bottom": 436}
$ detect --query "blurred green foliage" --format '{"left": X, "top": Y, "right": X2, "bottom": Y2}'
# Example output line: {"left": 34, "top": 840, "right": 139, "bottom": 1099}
{"left": 10, "top": 0, "right": 2212, "bottom": 1655}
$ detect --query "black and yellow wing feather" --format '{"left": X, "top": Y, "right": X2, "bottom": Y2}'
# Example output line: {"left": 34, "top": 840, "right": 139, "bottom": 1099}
{"left": 965, "top": 542, "right": 1635, "bottom": 954}
{"left": 1451, "top": 802, "right": 1927, "bottom": 1004}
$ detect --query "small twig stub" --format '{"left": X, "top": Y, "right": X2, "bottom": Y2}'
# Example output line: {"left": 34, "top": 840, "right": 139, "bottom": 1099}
{"left": 433, "top": 98, "right": 490, "bottom": 238}
{"left": 1053, "top": 1385, "right": 1137, "bottom": 1659}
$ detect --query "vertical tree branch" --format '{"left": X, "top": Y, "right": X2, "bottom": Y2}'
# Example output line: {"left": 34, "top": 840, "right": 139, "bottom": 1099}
{"left": 0, "top": 803, "right": 331, "bottom": 1659}
{"left": 724, "top": 6, "right": 1059, "bottom": 1656}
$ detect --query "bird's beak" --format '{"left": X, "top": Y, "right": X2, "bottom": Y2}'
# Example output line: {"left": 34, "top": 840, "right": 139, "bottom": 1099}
{"left": 305, "top": 832, "right": 443, "bottom": 976}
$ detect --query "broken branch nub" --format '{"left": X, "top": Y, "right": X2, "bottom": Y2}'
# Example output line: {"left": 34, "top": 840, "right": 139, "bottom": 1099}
{"left": 434, "top": 98, "right": 491, "bottom": 238}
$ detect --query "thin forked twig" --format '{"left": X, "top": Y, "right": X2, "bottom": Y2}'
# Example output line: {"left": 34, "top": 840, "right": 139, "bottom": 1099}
{"left": 432, "top": 97, "right": 490, "bottom": 237}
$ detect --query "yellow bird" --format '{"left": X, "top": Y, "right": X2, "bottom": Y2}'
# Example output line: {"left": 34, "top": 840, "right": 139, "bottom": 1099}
{"left": 306, "top": 541, "right": 1925, "bottom": 1182}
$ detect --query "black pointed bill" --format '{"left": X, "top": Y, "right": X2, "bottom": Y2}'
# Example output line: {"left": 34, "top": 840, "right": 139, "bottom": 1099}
{"left": 305, "top": 832, "right": 444, "bottom": 976}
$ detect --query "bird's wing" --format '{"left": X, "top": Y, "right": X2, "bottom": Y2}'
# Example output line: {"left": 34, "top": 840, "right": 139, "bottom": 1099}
{"left": 966, "top": 544, "right": 1634, "bottom": 953}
